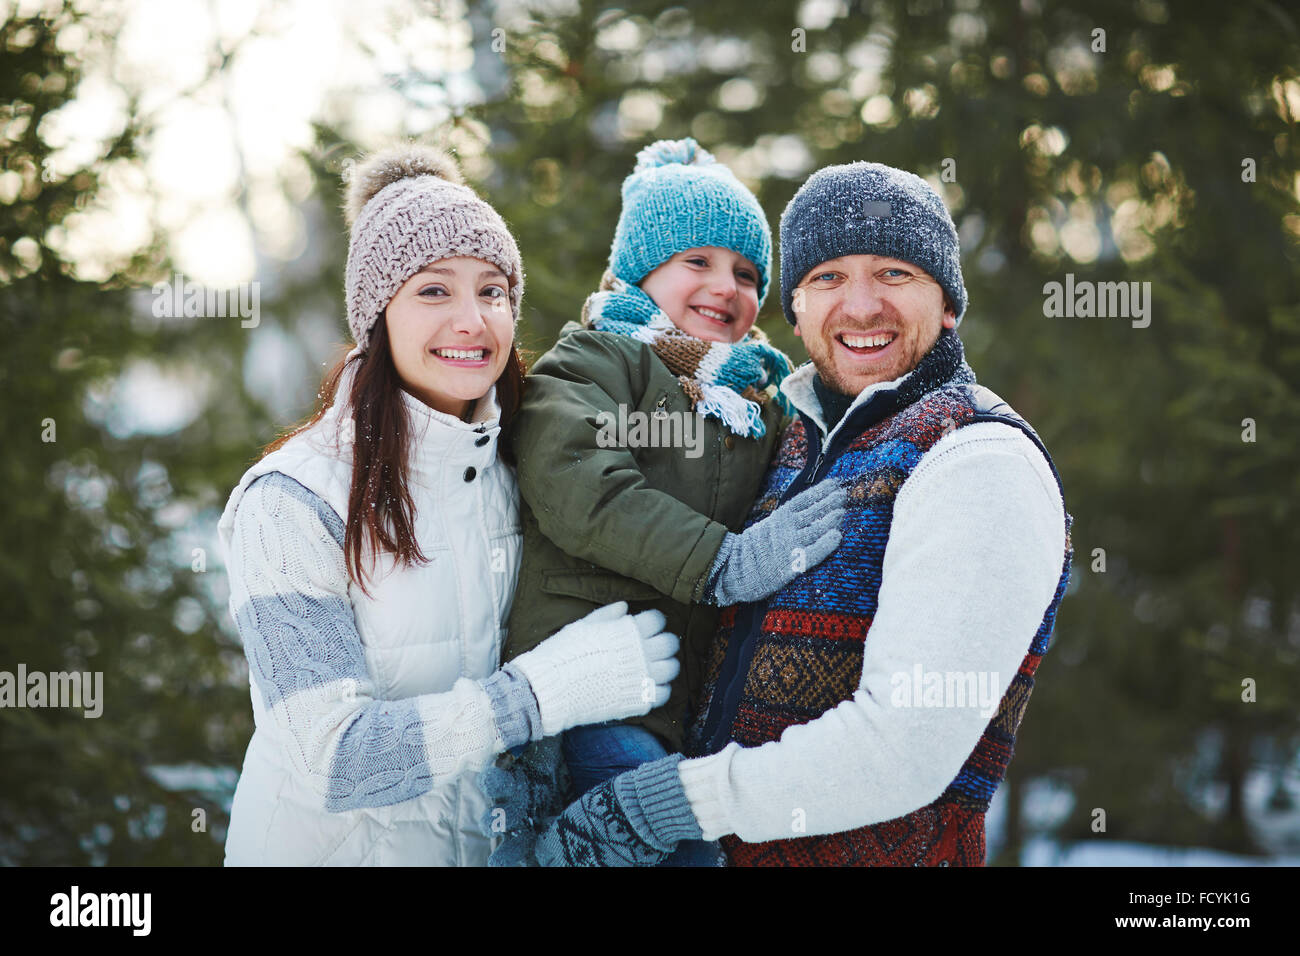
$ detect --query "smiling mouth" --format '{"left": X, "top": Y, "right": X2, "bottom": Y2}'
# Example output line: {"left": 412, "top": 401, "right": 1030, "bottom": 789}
{"left": 836, "top": 330, "right": 897, "bottom": 355}
{"left": 691, "top": 305, "right": 732, "bottom": 325}
{"left": 431, "top": 347, "right": 490, "bottom": 364}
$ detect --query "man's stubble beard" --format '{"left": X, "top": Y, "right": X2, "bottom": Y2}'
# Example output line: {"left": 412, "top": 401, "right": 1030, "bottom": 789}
{"left": 808, "top": 322, "right": 944, "bottom": 399}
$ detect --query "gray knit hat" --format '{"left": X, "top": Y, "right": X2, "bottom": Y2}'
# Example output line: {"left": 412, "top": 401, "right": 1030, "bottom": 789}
{"left": 343, "top": 144, "right": 523, "bottom": 352}
{"left": 779, "top": 161, "right": 967, "bottom": 326}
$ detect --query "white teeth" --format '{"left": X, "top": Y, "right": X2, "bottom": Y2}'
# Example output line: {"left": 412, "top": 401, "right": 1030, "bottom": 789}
{"left": 841, "top": 332, "right": 895, "bottom": 349}
{"left": 435, "top": 348, "right": 485, "bottom": 360}
{"left": 694, "top": 306, "right": 730, "bottom": 322}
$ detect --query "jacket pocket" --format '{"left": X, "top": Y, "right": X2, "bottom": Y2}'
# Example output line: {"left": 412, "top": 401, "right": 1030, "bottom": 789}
{"left": 540, "top": 567, "right": 662, "bottom": 605}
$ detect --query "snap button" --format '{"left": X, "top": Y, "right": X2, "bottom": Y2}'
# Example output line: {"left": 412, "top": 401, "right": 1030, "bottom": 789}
{"left": 475, "top": 434, "right": 490, "bottom": 447}
{"left": 463, "top": 466, "right": 476, "bottom": 482}
{"left": 724, "top": 435, "right": 735, "bottom": 450}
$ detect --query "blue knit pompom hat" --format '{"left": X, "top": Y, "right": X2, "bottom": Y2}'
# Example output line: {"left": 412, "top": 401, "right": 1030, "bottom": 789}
{"left": 609, "top": 138, "right": 773, "bottom": 305}
{"left": 779, "top": 161, "right": 968, "bottom": 326}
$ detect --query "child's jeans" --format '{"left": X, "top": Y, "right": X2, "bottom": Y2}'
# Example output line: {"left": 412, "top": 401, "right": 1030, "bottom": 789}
{"left": 562, "top": 721, "right": 724, "bottom": 867}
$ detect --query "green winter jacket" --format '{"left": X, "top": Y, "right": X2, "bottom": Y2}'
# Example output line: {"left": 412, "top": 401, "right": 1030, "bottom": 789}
{"left": 502, "top": 321, "right": 786, "bottom": 749}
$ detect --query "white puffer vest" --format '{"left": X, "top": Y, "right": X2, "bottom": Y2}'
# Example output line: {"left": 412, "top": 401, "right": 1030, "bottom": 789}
{"left": 217, "top": 371, "right": 521, "bottom": 866}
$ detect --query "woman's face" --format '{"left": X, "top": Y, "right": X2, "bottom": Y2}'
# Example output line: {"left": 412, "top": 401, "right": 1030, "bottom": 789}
{"left": 384, "top": 256, "right": 514, "bottom": 418}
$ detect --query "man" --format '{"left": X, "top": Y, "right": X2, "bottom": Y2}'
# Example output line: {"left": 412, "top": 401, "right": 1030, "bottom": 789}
{"left": 534, "top": 161, "right": 1072, "bottom": 866}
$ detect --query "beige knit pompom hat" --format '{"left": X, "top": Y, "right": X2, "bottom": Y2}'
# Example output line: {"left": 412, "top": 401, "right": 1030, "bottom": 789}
{"left": 343, "top": 144, "right": 524, "bottom": 352}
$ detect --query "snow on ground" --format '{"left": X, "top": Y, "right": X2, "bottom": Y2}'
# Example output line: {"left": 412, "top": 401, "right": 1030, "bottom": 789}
{"left": 1021, "top": 838, "right": 1300, "bottom": 866}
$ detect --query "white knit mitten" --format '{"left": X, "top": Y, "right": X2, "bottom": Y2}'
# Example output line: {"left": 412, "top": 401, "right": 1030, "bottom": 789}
{"left": 510, "top": 602, "right": 680, "bottom": 737}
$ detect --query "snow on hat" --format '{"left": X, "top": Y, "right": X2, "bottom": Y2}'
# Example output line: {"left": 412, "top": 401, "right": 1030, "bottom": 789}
{"left": 779, "top": 161, "right": 967, "bottom": 326}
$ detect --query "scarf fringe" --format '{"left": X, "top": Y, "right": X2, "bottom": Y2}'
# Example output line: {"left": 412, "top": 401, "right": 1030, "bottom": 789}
{"left": 583, "top": 275, "right": 790, "bottom": 440}
{"left": 696, "top": 382, "right": 766, "bottom": 437}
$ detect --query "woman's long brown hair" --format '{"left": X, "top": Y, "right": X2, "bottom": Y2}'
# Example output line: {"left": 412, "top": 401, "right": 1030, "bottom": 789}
{"left": 262, "top": 313, "right": 528, "bottom": 595}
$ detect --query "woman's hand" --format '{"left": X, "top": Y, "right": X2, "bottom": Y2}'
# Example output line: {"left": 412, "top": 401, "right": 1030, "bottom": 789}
{"left": 509, "top": 602, "right": 680, "bottom": 738}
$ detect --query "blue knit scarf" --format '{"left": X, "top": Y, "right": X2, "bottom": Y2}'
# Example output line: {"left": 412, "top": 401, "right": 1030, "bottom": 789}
{"left": 581, "top": 273, "right": 793, "bottom": 439}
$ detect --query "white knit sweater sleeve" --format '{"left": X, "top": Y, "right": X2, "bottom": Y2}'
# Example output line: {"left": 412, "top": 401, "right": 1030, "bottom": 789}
{"left": 676, "top": 422, "right": 1066, "bottom": 842}
{"left": 227, "top": 471, "right": 506, "bottom": 812}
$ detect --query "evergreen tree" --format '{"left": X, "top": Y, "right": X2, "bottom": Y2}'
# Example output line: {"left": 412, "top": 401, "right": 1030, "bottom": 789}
{"left": 3, "top": 0, "right": 1295, "bottom": 864}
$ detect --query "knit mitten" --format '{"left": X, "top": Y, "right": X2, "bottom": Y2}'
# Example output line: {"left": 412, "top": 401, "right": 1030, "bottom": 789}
{"left": 704, "top": 480, "right": 847, "bottom": 606}
{"left": 510, "top": 602, "right": 680, "bottom": 737}
{"left": 478, "top": 736, "right": 569, "bottom": 867}
{"left": 534, "top": 754, "right": 702, "bottom": 867}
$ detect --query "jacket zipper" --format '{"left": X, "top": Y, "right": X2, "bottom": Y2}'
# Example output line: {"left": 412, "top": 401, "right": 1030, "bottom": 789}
{"left": 701, "top": 412, "right": 826, "bottom": 753}
{"left": 808, "top": 451, "right": 826, "bottom": 484}
{"left": 700, "top": 389, "right": 892, "bottom": 753}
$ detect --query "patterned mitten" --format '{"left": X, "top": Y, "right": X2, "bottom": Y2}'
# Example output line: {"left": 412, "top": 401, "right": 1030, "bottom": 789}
{"left": 534, "top": 754, "right": 702, "bottom": 867}
{"left": 705, "top": 480, "right": 847, "bottom": 605}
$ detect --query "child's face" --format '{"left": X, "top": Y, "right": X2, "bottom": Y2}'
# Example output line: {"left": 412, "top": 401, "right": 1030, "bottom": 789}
{"left": 638, "top": 246, "right": 761, "bottom": 343}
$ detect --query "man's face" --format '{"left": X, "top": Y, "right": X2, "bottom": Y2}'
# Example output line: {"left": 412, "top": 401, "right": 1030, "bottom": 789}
{"left": 792, "top": 254, "right": 957, "bottom": 395}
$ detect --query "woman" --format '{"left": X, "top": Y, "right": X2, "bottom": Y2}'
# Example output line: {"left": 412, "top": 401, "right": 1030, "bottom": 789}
{"left": 216, "top": 144, "right": 680, "bottom": 866}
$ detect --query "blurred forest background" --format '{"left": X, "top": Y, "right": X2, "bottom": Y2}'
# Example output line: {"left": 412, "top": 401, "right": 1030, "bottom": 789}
{"left": 2, "top": 0, "right": 1298, "bottom": 865}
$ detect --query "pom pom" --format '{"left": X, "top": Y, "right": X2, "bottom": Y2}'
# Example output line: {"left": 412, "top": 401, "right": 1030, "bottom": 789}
{"left": 344, "top": 144, "right": 464, "bottom": 227}
{"left": 633, "top": 137, "right": 716, "bottom": 173}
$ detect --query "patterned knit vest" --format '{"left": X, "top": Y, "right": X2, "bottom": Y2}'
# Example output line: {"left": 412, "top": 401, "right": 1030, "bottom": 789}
{"left": 686, "top": 333, "right": 1073, "bottom": 866}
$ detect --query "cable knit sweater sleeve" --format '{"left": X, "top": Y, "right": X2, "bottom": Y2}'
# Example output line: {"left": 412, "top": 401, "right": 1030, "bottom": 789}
{"left": 227, "top": 471, "right": 513, "bottom": 812}
{"left": 676, "top": 423, "right": 1066, "bottom": 842}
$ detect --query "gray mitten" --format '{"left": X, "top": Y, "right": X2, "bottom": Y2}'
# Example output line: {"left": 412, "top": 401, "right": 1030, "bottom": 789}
{"left": 478, "top": 735, "right": 570, "bottom": 867}
{"left": 704, "top": 480, "right": 847, "bottom": 606}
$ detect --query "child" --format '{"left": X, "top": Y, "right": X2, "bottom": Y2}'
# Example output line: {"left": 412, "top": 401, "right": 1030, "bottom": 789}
{"left": 495, "top": 139, "right": 846, "bottom": 866}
